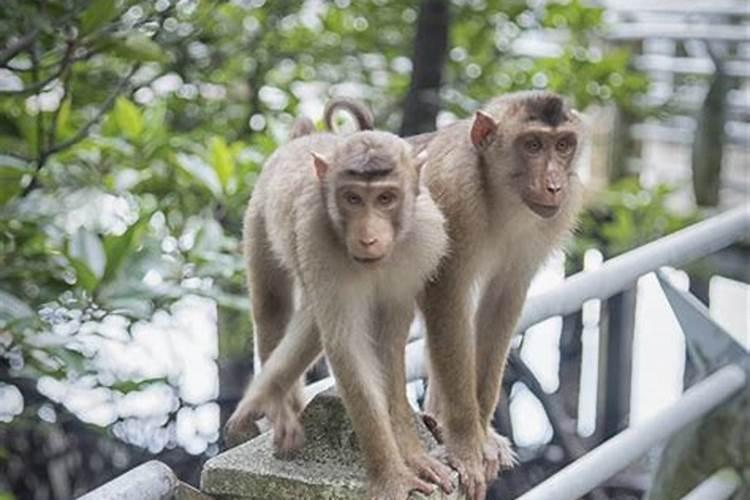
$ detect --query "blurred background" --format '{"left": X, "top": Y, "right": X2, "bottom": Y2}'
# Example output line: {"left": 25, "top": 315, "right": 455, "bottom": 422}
{"left": 0, "top": 1, "right": 747, "bottom": 499}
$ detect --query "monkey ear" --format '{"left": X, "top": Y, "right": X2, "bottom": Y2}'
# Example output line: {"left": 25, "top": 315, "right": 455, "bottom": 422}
{"left": 470, "top": 111, "right": 498, "bottom": 150}
{"left": 311, "top": 152, "right": 329, "bottom": 180}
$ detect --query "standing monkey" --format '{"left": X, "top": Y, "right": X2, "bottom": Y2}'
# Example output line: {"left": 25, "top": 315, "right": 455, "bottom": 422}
{"left": 225, "top": 125, "right": 454, "bottom": 498}
{"left": 408, "top": 91, "right": 585, "bottom": 500}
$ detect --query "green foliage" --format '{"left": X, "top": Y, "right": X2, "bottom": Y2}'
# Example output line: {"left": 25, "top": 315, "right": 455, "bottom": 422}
{"left": 567, "top": 177, "right": 699, "bottom": 273}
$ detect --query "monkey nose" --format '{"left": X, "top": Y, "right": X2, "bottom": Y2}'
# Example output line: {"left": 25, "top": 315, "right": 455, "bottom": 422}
{"left": 546, "top": 182, "right": 562, "bottom": 194}
{"left": 359, "top": 237, "right": 378, "bottom": 247}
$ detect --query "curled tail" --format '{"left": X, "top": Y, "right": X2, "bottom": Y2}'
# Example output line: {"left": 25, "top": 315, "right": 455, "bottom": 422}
{"left": 323, "top": 97, "right": 374, "bottom": 132}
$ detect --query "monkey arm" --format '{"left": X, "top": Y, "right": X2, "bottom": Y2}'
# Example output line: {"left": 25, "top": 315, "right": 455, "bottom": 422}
{"left": 225, "top": 306, "right": 322, "bottom": 452}
{"left": 251, "top": 306, "right": 322, "bottom": 399}
{"left": 421, "top": 273, "right": 487, "bottom": 500}
{"left": 473, "top": 275, "right": 526, "bottom": 479}
{"left": 474, "top": 276, "right": 528, "bottom": 429}
{"left": 375, "top": 300, "right": 455, "bottom": 493}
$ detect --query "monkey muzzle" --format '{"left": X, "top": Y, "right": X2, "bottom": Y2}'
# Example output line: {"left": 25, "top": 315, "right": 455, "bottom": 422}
{"left": 526, "top": 201, "right": 560, "bottom": 219}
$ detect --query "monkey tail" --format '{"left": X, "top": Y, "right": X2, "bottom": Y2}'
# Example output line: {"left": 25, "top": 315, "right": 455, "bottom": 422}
{"left": 323, "top": 97, "right": 374, "bottom": 132}
{"left": 288, "top": 116, "right": 316, "bottom": 140}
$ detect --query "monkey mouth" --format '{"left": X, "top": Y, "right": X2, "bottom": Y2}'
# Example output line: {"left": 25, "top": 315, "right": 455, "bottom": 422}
{"left": 527, "top": 202, "right": 560, "bottom": 219}
{"left": 353, "top": 255, "right": 385, "bottom": 265}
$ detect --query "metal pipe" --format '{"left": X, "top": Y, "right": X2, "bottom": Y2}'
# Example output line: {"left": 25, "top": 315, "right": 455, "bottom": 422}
{"left": 77, "top": 461, "right": 178, "bottom": 500}
{"left": 516, "top": 205, "right": 748, "bottom": 332}
{"left": 515, "top": 364, "right": 747, "bottom": 500}
{"left": 680, "top": 468, "right": 741, "bottom": 500}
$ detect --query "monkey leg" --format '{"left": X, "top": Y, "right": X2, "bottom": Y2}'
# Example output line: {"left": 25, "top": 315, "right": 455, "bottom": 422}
{"left": 376, "top": 301, "right": 455, "bottom": 494}
{"left": 225, "top": 307, "right": 322, "bottom": 455}
{"left": 321, "top": 313, "right": 436, "bottom": 500}
{"left": 244, "top": 211, "right": 293, "bottom": 365}
{"left": 474, "top": 277, "right": 524, "bottom": 480}
{"left": 421, "top": 276, "right": 487, "bottom": 500}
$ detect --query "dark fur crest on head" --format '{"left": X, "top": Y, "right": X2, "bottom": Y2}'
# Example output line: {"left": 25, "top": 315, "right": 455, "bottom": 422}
{"left": 523, "top": 93, "right": 565, "bottom": 127}
{"left": 336, "top": 133, "right": 404, "bottom": 180}
{"left": 484, "top": 91, "right": 572, "bottom": 128}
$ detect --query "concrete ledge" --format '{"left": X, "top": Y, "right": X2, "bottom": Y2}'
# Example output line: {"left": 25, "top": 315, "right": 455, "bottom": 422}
{"left": 201, "top": 390, "right": 463, "bottom": 499}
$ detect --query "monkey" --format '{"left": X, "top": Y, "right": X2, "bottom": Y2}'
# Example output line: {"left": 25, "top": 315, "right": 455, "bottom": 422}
{"left": 405, "top": 91, "right": 585, "bottom": 500}
{"left": 224, "top": 128, "right": 455, "bottom": 499}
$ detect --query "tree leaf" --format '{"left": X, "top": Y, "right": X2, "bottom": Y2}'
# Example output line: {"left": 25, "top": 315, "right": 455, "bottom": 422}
{"left": 80, "top": 0, "right": 118, "bottom": 36}
{"left": 109, "top": 377, "right": 167, "bottom": 394}
{"left": 55, "top": 96, "right": 72, "bottom": 140}
{"left": 112, "top": 34, "right": 168, "bottom": 63}
{"left": 113, "top": 96, "right": 143, "bottom": 141}
{"left": 102, "top": 218, "right": 147, "bottom": 281}
{"left": 0, "top": 163, "right": 27, "bottom": 205}
{"left": 209, "top": 136, "right": 234, "bottom": 190}
{"left": 175, "top": 153, "right": 222, "bottom": 198}
{"left": 68, "top": 228, "right": 106, "bottom": 288}
{"left": 0, "top": 289, "right": 34, "bottom": 321}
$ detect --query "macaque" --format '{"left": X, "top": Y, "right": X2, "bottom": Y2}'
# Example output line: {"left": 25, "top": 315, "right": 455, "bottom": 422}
{"left": 225, "top": 124, "right": 454, "bottom": 499}
{"left": 407, "top": 91, "right": 585, "bottom": 500}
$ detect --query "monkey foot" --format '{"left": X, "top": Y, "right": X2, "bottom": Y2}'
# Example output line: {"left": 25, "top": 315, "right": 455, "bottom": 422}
{"left": 482, "top": 428, "right": 517, "bottom": 481}
{"left": 369, "top": 468, "right": 437, "bottom": 500}
{"left": 404, "top": 451, "right": 455, "bottom": 494}
{"left": 433, "top": 444, "right": 487, "bottom": 500}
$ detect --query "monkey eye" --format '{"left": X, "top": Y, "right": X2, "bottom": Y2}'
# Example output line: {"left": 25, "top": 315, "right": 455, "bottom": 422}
{"left": 377, "top": 191, "right": 397, "bottom": 207}
{"left": 556, "top": 137, "right": 575, "bottom": 154}
{"left": 343, "top": 192, "right": 363, "bottom": 206}
{"left": 524, "top": 137, "right": 543, "bottom": 155}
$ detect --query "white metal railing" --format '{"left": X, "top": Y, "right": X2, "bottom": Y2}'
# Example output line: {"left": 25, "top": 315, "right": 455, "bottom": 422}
{"left": 681, "top": 468, "right": 741, "bottom": 500}
{"left": 515, "top": 365, "right": 746, "bottom": 500}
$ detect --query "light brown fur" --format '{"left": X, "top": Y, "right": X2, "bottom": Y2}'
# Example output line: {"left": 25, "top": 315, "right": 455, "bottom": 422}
{"left": 225, "top": 128, "right": 454, "bottom": 499}
{"left": 408, "top": 91, "right": 585, "bottom": 500}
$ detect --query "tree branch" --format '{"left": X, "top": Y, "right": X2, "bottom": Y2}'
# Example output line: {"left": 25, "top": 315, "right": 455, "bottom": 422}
{"left": 0, "top": 28, "right": 41, "bottom": 67}
{"left": 44, "top": 64, "right": 139, "bottom": 157}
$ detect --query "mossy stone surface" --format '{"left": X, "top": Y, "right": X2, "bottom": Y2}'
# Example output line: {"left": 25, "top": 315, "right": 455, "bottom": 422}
{"left": 201, "top": 389, "right": 464, "bottom": 500}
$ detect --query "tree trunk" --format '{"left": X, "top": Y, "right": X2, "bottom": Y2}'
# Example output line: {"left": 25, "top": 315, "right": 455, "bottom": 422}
{"left": 691, "top": 48, "right": 728, "bottom": 207}
{"left": 399, "top": 0, "right": 449, "bottom": 136}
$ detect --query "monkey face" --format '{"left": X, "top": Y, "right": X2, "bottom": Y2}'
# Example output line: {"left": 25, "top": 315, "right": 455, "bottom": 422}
{"left": 512, "top": 128, "right": 578, "bottom": 218}
{"left": 334, "top": 180, "right": 404, "bottom": 264}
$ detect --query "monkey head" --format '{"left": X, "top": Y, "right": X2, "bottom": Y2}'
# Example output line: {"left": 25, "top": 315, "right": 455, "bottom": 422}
{"left": 312, "top": 131, "right": 420, "bottom": 265}
{"left": 471, "top": 92, "right": 582, "bottom": 219}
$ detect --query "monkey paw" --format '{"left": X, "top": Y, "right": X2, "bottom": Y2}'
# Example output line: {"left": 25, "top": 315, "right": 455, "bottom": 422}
{"left": 223, "top": 406, "right": 263, "bottom": 449}
{"left": 369, "top": 468, "right": 437, "bottom": 500}
{"left": 482, "top": 428, "right": 518, "bottom": 481}
{"left": 404, "top": 451, "right": 455, "bottom": 494}
{"left": 269, "top": 405, "right": 305, "bottom": 458}
{"left": 434, "top": 444, "right": 487, "bottom": 500}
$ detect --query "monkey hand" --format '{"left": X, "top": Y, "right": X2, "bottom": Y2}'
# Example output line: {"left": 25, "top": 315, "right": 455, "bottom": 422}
{"left": 223, "top": 404, "right": 263, "bottom": 449}
{"left": 434, "top": 440, "right": 486, "bottom": 500}
{"left": 224, "top": 394, "right": 305, "bottom": 457}
{"left": 369, "top": 466, "right": 438, "bottom": 500}
{"left": 482, "top": 428, "right": 517, "bottom": 482}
